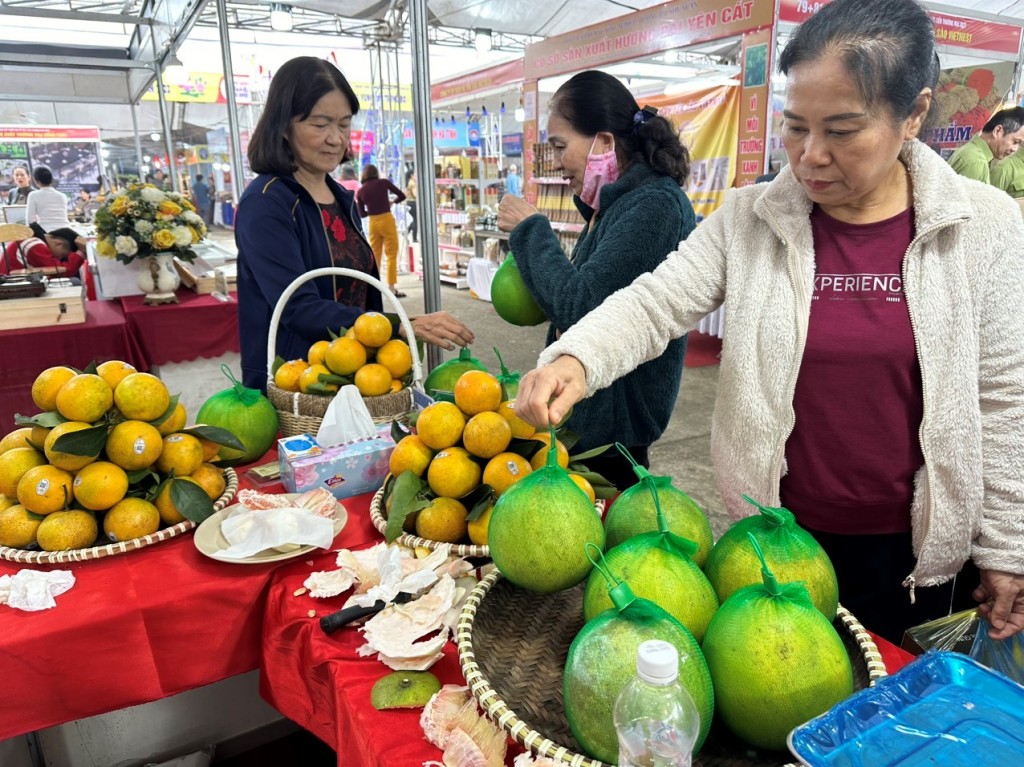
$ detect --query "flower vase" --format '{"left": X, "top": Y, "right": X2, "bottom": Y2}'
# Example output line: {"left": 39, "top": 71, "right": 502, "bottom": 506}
{"left": 137, "top": 253, "right": 180, "bottom": 305}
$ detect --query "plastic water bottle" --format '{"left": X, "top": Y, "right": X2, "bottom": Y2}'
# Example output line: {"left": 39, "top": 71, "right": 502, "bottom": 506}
{"left": 613, "top": 640, "right": 700, "bottom": 767}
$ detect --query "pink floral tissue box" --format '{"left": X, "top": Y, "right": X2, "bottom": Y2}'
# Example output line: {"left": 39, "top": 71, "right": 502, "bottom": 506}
{"left": 278, "top": 424, "right": 395, "bottom": 500}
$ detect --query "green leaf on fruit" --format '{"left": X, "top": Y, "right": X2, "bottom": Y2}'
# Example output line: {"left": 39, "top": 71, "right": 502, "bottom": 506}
{"left": 271, "top": 356, "right": 286, "bottom": 376}
{"left": 557, "top": 429, "right": 581, "bottom": 453}
{"left": 568, "top": 443, "right": 613, "bottom": 463}
{"left": 51, "top": 424, "right": 109, "bottom": 457}
{"left": 126, "top": 468, "right": 160, "bottom": 486}
{"left": 391, "top": 419, "right": 411, "bottom": 445}
{"left": 170, "top": 478, "right": 215, "bottom": 523}
{"left": 566, "top": 468, "right": 618, "bottom": 499}
{"left": 184, "top": 424, "right": 245, "bottom": 451}
{"left": 507, "top": 437, "right": 543, "bottom": 460}
{"left": 15, "top": 411, "right": 68, "bottom": 428}
{"left": 149, "top": 394, "right": 180, "bottom": 428}
{"left": 385, "top": 470, "right": 431, "bottom": 544}
{"left": 81, "top": 361, "right": 99, "bottom": 375}
{"left": 464, "top": 485, "right": 495, "bottom": 522}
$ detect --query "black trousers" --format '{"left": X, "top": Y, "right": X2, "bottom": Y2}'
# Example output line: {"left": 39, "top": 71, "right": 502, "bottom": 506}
{"left": 803, "top": 526, "right": 980, "bottom": 645}
{"left": 407, "top": 202, "right": 417, "bottom": 242}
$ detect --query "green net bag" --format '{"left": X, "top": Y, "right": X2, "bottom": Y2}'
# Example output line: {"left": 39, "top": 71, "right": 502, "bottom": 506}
{"left": 702, "top": 534, "right": 854, "bottom": 751}
{"left": 704, "top": 494, "right": 839, "bottom": 620}
{"left": 423, "top": 346, "right": 488, "bottom": 399}
{"left": 564, "top": 549, "right": 714, "bottom": 763}
{"left": 492, "top": 346, "right": 520, "bottom": 400}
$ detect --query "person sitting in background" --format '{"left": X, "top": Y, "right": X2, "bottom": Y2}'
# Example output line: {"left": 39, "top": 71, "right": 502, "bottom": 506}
{"left": 235, "top": 56, "right": 473, "bottom": 392}
{"left": 990, "top": 145, "right": 1024, "bottom": 199}
{"left": 355, "top": 164, "right": 407, "bottom": 297}
{"left": 1, "top": 223, "right": 85, "bottom": 278}
{"left": 72, "top": 189, "right": 92, "bottom": 221}
{"left": 25, "top": 166, "right": 70, "bottom": 231}
{"left": 5, "top": 166, "right": 33, "bottom": 205}
{"left": 947, "top": 106, "right": 1024, "bottom": 184}
{"left": 191, "top": 174, "right": 213, "bottom": 226}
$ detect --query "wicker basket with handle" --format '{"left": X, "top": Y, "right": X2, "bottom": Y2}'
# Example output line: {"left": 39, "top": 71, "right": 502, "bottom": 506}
{"left": 265, "top": 267, "right": 424, "bottom": 437}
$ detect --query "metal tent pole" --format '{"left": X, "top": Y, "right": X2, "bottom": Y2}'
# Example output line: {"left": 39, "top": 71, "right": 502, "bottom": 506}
{"left": 129, "top": 98, "right": 145, "bottom": 183}
{"left": 151, "top": 60, "right": 178, "bottom": 192}
{"left": 408, "top": 0, "right": 442, "bottom": 372}
{"left": 216, "top": 0, "right": 246, "bottom": 203}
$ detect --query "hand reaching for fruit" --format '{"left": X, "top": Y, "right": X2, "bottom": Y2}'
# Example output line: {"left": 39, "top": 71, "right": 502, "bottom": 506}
{"left": 402, "top": 311, "right": 475, "bottom": 351}
{"left": 516, "top": 355, "right": 587, "bottom": 429}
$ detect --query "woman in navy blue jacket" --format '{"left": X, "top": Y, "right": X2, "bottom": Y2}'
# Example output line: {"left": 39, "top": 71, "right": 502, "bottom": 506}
{"left": 236, "top": 57, "right": 473, "bottom": 391}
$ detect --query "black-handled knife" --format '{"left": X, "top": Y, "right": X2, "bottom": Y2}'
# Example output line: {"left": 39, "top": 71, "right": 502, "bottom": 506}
{"left": 319, "top": 591, "right": 415, "bottom": 635}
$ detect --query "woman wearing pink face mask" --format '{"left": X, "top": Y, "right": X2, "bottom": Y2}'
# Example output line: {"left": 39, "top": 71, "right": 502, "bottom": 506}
{"left": 497, "top": 70, "right": 695, "bottom": 490}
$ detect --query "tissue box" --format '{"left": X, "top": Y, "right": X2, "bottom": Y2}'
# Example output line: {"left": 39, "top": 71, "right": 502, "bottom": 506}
{"left": 278, "top": 423, "right": 395, "bottom": 500}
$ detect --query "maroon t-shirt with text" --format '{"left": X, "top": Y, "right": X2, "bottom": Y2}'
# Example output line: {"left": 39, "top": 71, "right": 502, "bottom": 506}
{"left": 779, "top": 205, "right": 923, "bottom": 535}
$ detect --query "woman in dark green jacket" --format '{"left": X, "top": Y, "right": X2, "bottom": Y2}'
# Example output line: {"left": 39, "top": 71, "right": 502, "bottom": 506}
{"left": 497, "top": 70, "right": 696, "bottom": 489}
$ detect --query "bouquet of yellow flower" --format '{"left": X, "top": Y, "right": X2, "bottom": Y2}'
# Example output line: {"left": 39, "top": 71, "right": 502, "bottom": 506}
{"left": 94, "top": 183, "right": 207, "bottom": 265}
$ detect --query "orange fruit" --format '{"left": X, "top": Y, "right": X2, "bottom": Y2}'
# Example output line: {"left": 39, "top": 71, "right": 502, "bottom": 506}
{"left": 155, "top": 477, "right": 203, "bottom": 525}
{"left": 324, "top": 337, "right": 367, "bottom": 376}
{"left": 426, "top": 447, "right": 482, "bottom": 499}
{"left": 529, "top": 432, "right": 570, "bottom": 470}
{"left": 106, "top": 420, "right": 163, "bottom": 471}
{"left": 0, "top": 505, "right": 43, "bottom": 548}
{"left": 0, "top": 428, "right": 34, "bottom": 454}
{"left": 482, "top": 452, "right": 533, "bottom": 496}
{"left": 72, "top": 461, "right": 128, "bottom": 511}
{"left": 353, "top": 312, "right": 393, "bottom": 348}
{"left": 103, "top": 497, "right": 161, "bottom": 542}
{"left": 454, "top": 371, "right": 503, "bottom": 416}
{"left": 17, "top": 464, "right": 74, "bottom": 515}
{"left": 96, "top": 360, "right": 137, "bottom": 391}
{"left": 158, "top": 402, "right": 188, "bottom": 436}
{"left": 308, "top": 340, "right": 330, "bottom": 367}
{"left": 44, "top": 421, "right": 100, "bottom": 471}
{"left": 467, "top": 504, "right": 494, "bottom": 546}
{"left": 376, "top": 339, "right": 413, "bottom": 378}
{"left": 155, "top": 433, "right": 204, "bottom": 476}
{"left": 415, "top": 497, "right": 468, "bottom": 543}
{"left": 31, "top": 366, "right": 76, "bottom": 411}
{"left": 497, "top": 400, "right": 536, "bottom": 439}
{"left": 416, "top": 402, "right": 466, "bottom": 450}
{"left": 196, "top": 434, "right": 221, "bottom": 462}
{"left": 389, "top": 435, "right": 434, "bottom": 477}
{"left": 390, "top": 379, "right": 403, "bottom": 393}
{"left": 189, "top": 463, "right": 226, "bottom": 500}
{"left": 0, "top": 447, "right": 47, "bottom": 498}
{"left": 114, "top": 373, "right": 171, "bottom": 421}
{"left": 36, "top": 510, "right": 97, "bottom": 551}
{"left": 569, "top": 473, "right": 597, "bottom": 504}
{"left": 300, "top": 363, "right": 338, "bottom": 394}
{"left": 55, "top": 374, "right": 113, "bottom": 423}
{"left": 274, "top": 359, "right": 308, "bottom": 392}
{"left": 462, "top": 411, "right": 512, "bottom": 459}
{"left": 355, "top": 363, "right": 393, "bottom": 397}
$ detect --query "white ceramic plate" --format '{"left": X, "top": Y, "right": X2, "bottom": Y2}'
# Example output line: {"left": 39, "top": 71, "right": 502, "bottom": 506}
{"left": 193, "top": 494, "right": 348, "bottom": 564}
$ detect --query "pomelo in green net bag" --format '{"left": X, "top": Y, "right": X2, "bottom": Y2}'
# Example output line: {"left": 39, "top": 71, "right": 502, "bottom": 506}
{"left": 195, "top": 365, "right": 279, "bottom": 466}
{"left": 701, "top": 533, "right": 853, "bottom": 751}
{"left": 601, "top": 447, "right": 713, "bottom": 566}
{"left": 583, "top": 447, "right": 718, "bottom": 642}
{"left": 565, "top": 546, "right": 714, "bottom": 763}
{"left": 491, "top": 252, "right": 547, "bottom": 327}
{"left": 704, "top": 494, "right": 839, "bottom": 620}
{"left": 488, "top": 427, "right": 604, "bottom": 593}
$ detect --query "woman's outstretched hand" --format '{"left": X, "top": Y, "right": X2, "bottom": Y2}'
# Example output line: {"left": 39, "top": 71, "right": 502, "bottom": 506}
{"left": 515, "top": 355, "right": 587, "bottom": 429}
{"left": 402, "top": 311, "right": 475, "bottom": 351}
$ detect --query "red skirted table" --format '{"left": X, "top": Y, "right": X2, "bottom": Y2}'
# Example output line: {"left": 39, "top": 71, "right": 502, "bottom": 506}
{"left": 0, "top": 300, "right": 146, "bottom": 432}
{"left": 119, "top": 290, "right": 239, "bottom": 366}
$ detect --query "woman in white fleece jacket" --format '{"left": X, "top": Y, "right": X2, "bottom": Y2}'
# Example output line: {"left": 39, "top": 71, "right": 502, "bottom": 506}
{"left": 518, "top": 0, "right": 1024, "bottom": 644}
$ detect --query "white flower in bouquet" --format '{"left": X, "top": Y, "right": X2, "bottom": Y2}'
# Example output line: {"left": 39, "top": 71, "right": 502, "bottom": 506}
{"left": 182, "top": 211, "right": 204, "bottom": 227}
{"left": 114, "top": 235, "right": 139, "bottom": 257}
{"left": 134, "top": 219, "right": 154, "bottom": 237}
{"left": 172, "top": 226, "right": 193, "bottom": 248}
{"left": 140, "top": 186, "right": 167, "bottom": 204}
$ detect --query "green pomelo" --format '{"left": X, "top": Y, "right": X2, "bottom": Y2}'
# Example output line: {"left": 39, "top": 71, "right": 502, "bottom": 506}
{"left": 196, "top": 372, "right": 279, "bottom": 466}
{"left": 370, "top": 670, "right": 441, "bottom": 710}
{"left": 488, "top": 463, "right": 604, "bottom": 593}
{"left": 704, "top": 507, "right": 839, "bottom": 620}
{"left": 564, "top": 599, "right": 714, "bottom": 762}
{"left": 603, "top": 477, "right": 713, "bottom": 566}
{"left": 423, "top": 347, "right": 488, "bottom": 398}
{"left": 701, "top": 582, "right": 854, "bottom": 750}
{"left": 491, "top": 253, "right": 547, "bottom": 327}
{"left": 582, "top": 535, "right": 719, "bottom": 642}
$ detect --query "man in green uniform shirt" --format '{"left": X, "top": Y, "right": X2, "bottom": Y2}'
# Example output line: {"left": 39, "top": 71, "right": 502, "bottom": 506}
{"left": 948, "top": 106, "right": 1024, "bottom": 184}
{"left": 992, "top": 146, "right": 1024, "bottom": 198}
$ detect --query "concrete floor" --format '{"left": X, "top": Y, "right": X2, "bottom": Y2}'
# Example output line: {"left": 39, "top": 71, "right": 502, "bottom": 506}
{"left": 208, "top": 229, "right": 727, "bottom": 535}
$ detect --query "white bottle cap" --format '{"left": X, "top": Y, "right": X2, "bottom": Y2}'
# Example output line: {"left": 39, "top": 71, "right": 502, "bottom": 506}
{"left": 636, "top": 640, "right": 679, "bottom": 685}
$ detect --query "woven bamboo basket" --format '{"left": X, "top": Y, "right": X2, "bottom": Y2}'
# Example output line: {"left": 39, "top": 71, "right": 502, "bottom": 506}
{"left": 369, "top": 485, "right": 608, "bottom": 559}
{"left": 457, "top": 570, "right": 887, "bottom": 767}
{"left": 266, "top": 267, "right": 424, "bottom": 437}
{"left": 0, "top": 468, "right": 239, "bottom": 564}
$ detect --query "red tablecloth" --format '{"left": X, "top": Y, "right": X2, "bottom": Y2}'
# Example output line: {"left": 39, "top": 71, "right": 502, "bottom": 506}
{"left": 0, "top": 300, "right": 147, "bottom": 432}
{"left": 119, "top": 290, "right": 239, "bottom": 366}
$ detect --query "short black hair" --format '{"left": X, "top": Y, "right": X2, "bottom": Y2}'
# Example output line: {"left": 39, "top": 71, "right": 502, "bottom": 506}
{"left": 195, "top": 174, "right": 204, "bottom": 182}
{"left": 549, "top": 70, "right": 690, "bottom": 184}
{"left": 249, "top": 56, "right": 360, "bottom": 176}
{"left": 982, "top": 107, "right": 1024, "bottom": 135}
{"left": 33, "top": 166, "right": 54, "bottom": 186}
{"left": 779, "top": 0, "right": 938, "bottom": 127}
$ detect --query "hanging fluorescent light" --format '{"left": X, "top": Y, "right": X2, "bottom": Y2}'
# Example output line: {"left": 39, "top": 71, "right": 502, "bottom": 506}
{"left": 270, "top": 3, "right": 293, "bottom": 32}
{"left": 514, "top": 97, "right": 525, "bottom": 122}
{"left": 475, "top": 29, "right": 492, "bottom": 53}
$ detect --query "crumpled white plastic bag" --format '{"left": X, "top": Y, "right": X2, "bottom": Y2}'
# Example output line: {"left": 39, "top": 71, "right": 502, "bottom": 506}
{"left": 317, "top": 385, "right": 376, "bottom": 447}
{"left": 218, "top": 507, "right": 334, "bottom": 559}
{"left": 0, "top": 569, "right": 75, "bottom": 611}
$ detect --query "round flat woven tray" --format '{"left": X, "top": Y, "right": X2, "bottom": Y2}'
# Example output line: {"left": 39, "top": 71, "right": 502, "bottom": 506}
{"left": 457, "top": 570, "right": 887, "bottom": 767}
{"left": 0, "top": 467, "right": 238, "bottom": 564}
{"left": 369, "top": 485, "right": 608, "bottom": 560}
{"left": 268, "top": 381, "right": 414, "bottom": 437}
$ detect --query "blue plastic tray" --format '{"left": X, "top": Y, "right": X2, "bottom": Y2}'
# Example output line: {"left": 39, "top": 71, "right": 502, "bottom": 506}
{"left": 787, "top": 651, "right": 1024, "bottom": 766}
